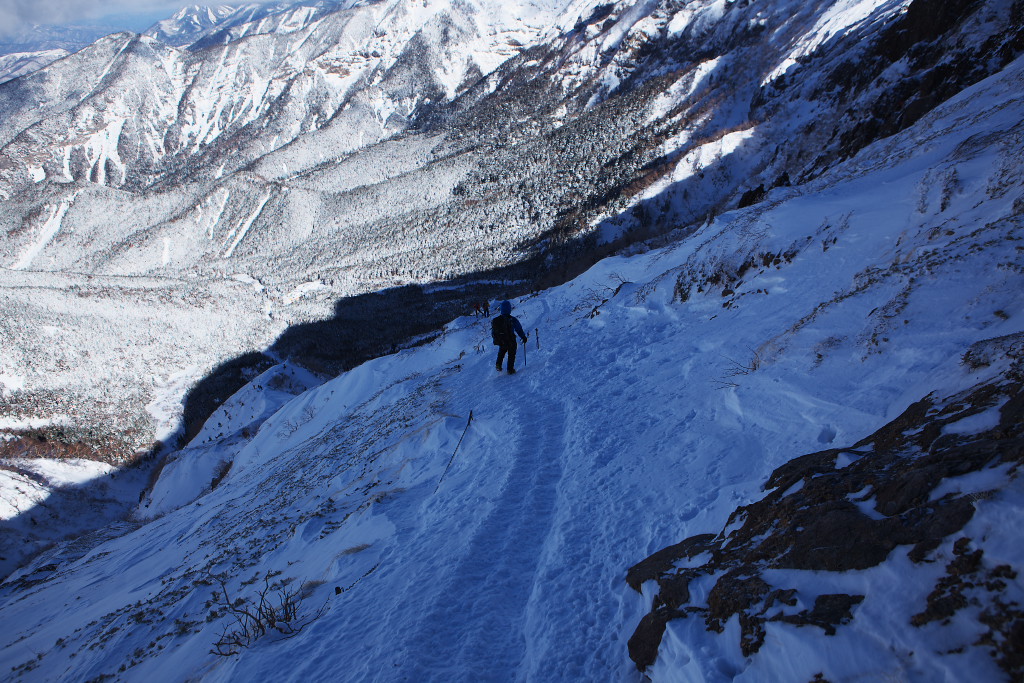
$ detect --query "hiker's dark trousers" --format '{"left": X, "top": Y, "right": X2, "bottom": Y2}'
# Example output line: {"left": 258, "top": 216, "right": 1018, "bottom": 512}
{"left": 496, "top": 343, "right": 517, "bottom": 371}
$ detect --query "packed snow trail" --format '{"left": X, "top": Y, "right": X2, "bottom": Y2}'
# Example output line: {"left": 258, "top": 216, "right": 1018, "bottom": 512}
{"left": 399, "top": 371, "right": 567, "bottom": 680}
{"left": 217, "top": 305, "right": 762, "bottom": 683}
{"left": 318, "top": 301, "right": 765, "bottom": 682}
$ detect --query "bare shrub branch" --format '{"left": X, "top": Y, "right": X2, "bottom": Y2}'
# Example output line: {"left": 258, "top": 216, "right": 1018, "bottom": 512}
{"left": 208, "top": 572, "right": 327, "bottom": 656}
{"left": 712, "top": 347, "right": 763, "bottom": 389}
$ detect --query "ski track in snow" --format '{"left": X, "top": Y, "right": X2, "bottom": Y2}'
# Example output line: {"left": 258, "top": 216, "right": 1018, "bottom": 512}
{"left": 321, "top": 305, "right": 746, "bottom": 682}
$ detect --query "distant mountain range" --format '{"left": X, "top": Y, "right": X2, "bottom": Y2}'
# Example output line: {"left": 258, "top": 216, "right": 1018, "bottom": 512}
{"left": 0, "top": 2, "right": 351, "bottom": 83}
{"left": 0, "top": 0, "right": 1020, "bottom": 478}
{"left": 0, "top": 23, "right": 114, "bottom": 83}
{"left": 0, "top": 22, "right": 123, "bottom": 57}
{"left": 146, "top": 1, "right": 363, "bottom": 48}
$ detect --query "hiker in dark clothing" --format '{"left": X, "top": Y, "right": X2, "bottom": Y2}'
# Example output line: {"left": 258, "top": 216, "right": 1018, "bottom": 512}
{"left": 491, "top": 300, "right": 528, "bottom": 374}
{"left": 482, "top": 300, "right": 490, "bottom": 316}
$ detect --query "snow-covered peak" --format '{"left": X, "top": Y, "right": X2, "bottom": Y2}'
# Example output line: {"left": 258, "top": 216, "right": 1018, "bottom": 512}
{"left": 146, "top": 3, "right": 279, "bottom": 46}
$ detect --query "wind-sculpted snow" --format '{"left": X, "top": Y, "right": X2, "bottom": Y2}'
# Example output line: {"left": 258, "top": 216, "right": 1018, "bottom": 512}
{"left": 628, "top": 371, "right": 1024, "bottom": 679}
{"left": 1, "top": 45, "right": 1022, "bottom": 680}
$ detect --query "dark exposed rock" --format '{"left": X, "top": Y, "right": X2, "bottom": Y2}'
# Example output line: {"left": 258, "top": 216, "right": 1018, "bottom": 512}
{"left": 911, "top": 537, "right": 1024, "bottom": 679}
{"left": 878, "top": 0, "right": 982, "bottom": 63}
{"left": 763, "top": 447, "right": 845, "bottom": 491}
{"left": 706, "top": 569, "right": 770, "bottom": 633}
{"left": 771, "top": 594, "right": 864, "bottom": 636}
{"left": 626, "top": 344, "right": 1024, "bottom": 675}
{"left": 737, "top": 184, "right": 766, "bottom": 209}
{"left": 814, "top": 0, "right": 1023, "bottom": 172}
{"left": 625, "top": 533, "right": 715, "bottom": 591}
{"left": 627, "top": 608, "right": 680, "bottom": 671}
{"left": 963, "top": 331, "right": 1024, "bottom": 370}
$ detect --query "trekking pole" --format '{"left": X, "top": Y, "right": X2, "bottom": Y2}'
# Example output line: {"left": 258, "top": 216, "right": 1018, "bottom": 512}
{"left": 522, "top": 337, "right": 527, "bottom": 368}
{"left": 434, "top": 411, "right": 473, "bottom": 493}
{"left": 536, "top": 328, "right": 540, "bottom": 350}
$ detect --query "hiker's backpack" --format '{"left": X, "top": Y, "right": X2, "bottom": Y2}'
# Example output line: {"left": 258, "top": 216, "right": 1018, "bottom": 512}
{"left": 491, "top": 315, "right": 514, "bottom": 346}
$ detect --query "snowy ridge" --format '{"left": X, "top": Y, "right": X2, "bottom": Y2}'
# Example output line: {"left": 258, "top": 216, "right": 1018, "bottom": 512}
{"left": 1, "top": 45, "right": 1022, "bottom": 680}
{"left": 0, "top": 49, "right": 68, "bottom": 85}
{"left": 146, "top": 1, "right": 364, "bottom": 48}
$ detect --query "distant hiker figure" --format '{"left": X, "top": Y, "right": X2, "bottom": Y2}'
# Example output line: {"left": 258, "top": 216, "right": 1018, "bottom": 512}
{"left": 491, "top": 300, "right": 528, "bottom": 374}
{"left": 473, "top": 301, "right": 482, "bottom": 316}
{"left": 482, "top": 301, "right": 490, "bottom": 316}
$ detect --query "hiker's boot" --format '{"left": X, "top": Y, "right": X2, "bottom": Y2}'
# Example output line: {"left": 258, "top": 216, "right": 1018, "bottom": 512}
{"left": 507, "top": 367, "right": 516, "bottom": 374}
{"left": 496, "top": 363, "right": 502, "bottom": 371}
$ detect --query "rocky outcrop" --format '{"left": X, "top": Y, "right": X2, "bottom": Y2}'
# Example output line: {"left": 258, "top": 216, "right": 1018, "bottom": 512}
{"left": 627, "top": 334, "right": 1024, "bottom": 677}
{"left": 819, "top": 0, "right": 1024, "bottom": 172}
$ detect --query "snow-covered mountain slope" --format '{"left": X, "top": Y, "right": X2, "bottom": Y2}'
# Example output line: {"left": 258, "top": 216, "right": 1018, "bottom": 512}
{"left": 0, "top": 49, "right": 68, "bottom": 85}
{"left": 3, "top": 0, "right": 1019, "bottom": 468}
{"left": 1, "top": 44, "right": 1021, "bottom": 680}
{"left": 0, "top": 0, "right": 581, "bottom": 458}
{"left": 0, "top": 454, "right": 153, "bottom": 581}
{"left": 0, "top": 0, "right": 573, "bottom": 199}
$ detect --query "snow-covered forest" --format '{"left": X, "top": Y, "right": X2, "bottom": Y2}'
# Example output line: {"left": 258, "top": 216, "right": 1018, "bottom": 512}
{"left": 1, "top": 0, "right": 1022, "bottom": 680}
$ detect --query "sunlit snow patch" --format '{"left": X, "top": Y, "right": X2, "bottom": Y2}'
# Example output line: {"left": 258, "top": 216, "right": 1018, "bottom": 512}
{"left": 0, "top": 459, "right": 114, "bottom": 521}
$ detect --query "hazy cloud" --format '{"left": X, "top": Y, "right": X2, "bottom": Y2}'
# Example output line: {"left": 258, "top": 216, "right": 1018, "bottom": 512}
{"left": 0, "top": 0, "right": 187, "bottom": 37}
